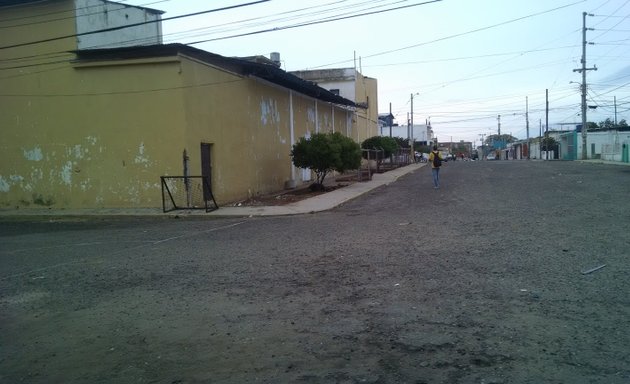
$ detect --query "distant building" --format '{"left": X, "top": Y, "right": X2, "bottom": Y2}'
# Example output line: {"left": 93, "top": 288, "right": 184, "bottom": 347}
{"left": 441, "top": 141, "right": 474, "bottom": 156}
{"left": 381, "top": 124, "right": 434, "bottom": 146}
{"left": 378, "top": 113, "right": 396, "bottom": 136}
{"left": 290, "top": 68, "right": 378, "bottom": 143}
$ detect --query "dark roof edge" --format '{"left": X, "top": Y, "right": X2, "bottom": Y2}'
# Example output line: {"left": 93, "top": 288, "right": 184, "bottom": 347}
{"left": 73, "top": 43, "right": 360, "bottom": 108}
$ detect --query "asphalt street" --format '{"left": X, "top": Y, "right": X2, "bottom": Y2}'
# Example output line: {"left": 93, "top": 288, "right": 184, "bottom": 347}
{"left": 1, "top": 160, "right": 629, "bottom": 384}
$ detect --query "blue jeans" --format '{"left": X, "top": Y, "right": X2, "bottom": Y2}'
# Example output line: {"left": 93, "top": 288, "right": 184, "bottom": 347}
{"left": 432, "top": 167, "right": 440, "bottom": 188}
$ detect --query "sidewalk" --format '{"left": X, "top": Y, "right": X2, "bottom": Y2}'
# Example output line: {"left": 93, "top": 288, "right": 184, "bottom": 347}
{"left": 208, "top": 163, "right": 425, "bottom": 217}
{"left": 0, "top": 163, "right": 426, "bottom": 218}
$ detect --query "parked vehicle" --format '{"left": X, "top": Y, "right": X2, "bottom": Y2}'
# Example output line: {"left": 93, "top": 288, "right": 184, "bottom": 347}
{"left": 486, "top": 152, "right": 497, "bottom": 160}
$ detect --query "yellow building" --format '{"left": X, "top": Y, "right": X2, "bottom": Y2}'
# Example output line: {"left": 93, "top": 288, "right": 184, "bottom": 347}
{"left": 290, "top": 68, "right": 379, "bottom": 145}
{"left": 0, "top": 0, "right": 375, "bottom": 210}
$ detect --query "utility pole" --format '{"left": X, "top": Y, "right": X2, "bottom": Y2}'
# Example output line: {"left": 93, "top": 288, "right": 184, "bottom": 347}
{"left": 539, "top": 119, "right": 542, "bottom": 160}
{"left": 389, "top": 102, "right": 392, "bottom": 137}
{"left": 410, "top": 93, "right": 414, "bottom": 158}
{"left": 406, "top": 112, "right": 410, "bottom": 145}
{"left": 545, "top": 89, "right": 549, "bottom": 160}
{"left": 497, "top": 114, "right": 501, "bottom": 136}
{"left": 614, "top": 96, "right": 617, "bottom": 126}
{"left": 573, "top": 11, "right": 597, "bottom": 160}
{"left": 526, "top": 96, "right": 530, "bottom": 159}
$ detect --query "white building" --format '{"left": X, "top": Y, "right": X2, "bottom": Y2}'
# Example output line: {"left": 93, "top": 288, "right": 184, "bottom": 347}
{"left": 379, "top": 124, "right": 434, "bottom": 145}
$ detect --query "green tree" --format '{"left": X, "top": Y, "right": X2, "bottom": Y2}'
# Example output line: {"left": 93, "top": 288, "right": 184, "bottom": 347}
{"left": 598, "top": 118, "right": 615, "bottom": 129}
{"left": 361, "top": 136, "right": 399, "bottom": 158}
{"left": 597, "top": 118, "right": 628, "bottom": 129}
{"left": 334, "top": 132, "right": 362, "bottom": 173}
{"left": 291, "top": 132, "right": 361, "bottom": 190}
{"left": 392, "top": 136, "right": 409, "bottom": 149}
{"left": 541, "top": 136, "right": 558, "bottom": 151}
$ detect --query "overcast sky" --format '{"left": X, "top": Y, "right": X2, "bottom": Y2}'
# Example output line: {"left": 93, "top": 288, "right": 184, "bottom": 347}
{"left": 127, "top": 0, "right": 630, "bottom": 144}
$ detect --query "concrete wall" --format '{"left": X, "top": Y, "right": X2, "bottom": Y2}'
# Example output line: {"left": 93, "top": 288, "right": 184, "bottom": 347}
{"left": 580, "top": 131, "right": 630, "bottom": 161}
{"left": 0, "top": 53, "right": 357, "bottom": 208}
{"left": 0, "top": 54, "right": 187, "bottom": 208}
{"left": 75, "top": 0, "right": 163, "bottom": 49}
{"left": 0, "top": 2, "right": 361, "bottom": 209}
{"left": 521, "top": 131, "right": 630, "bottom": 161}
{"left": 353, "top": 74, "right": 378, "bottom": 143}
{"left": 178, "top": 58, "right": 355, "bottom": 202}
{"left": 0, "top": 0, "right": 78, "bottom": 57}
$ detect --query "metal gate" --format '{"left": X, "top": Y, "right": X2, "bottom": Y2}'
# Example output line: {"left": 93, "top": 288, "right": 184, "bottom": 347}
{"left": 160, "top": 176, "right": 218, "bottom": 213}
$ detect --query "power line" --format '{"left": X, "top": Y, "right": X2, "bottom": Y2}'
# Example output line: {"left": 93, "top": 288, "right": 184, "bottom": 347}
{"left": 0, "top": 0, "right": 433, "bottom": 67}
{"left": 185, "top": 0, "right": 442, "bottom": 45}
{"left": 362, "top": 45, "right": 581, "bottom": 68}
{"left": 0, "top": 0, "right": 270, "bottom": 50}
{"left": 161, "top": 0, "right": 384, "bottom": 42}
{"left": 0, "top": 0, "right": 169, "bottom": 28}
{"left": 0, "top": 77, "right": 244, "bottom": 97}
{"left": 308, "top": 0, "right": 585, "bottom": 69}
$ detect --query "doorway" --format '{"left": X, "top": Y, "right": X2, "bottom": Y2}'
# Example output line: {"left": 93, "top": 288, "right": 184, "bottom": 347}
{"left": 200, "top": 143, "right": 213, "bottom": 200}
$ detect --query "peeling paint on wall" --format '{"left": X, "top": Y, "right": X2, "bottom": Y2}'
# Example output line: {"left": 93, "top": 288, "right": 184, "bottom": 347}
{"left": 260, "top": 98, "right": 280, "bottom": 126}
{"left": 307, "top": 107, "right": 316, "bottom": 124}
{"left": 71, "top": 144, "right": 88, "bottom": 160}
{"left": 10, "top": 175, "right": 24, "bottom": 191}
{"left": 80, "top": 179, "right": 91, "bottom": 192}
{"left": 134, "top": 142, "right": 150, "bottom": 166}
{"left": 23, "top": 146, "right": 43, "bottom": 161}
{"left": 60, "top": 161, "right": 73, "bottom": 186}
{"left": 30, "top": 168, "right": 43, "bottom": 182}
{"left": 0, "top": 175, "right": 28, "bottom": 193}
{"left": 0, "top": 176, "right": 10, "bottom": 192}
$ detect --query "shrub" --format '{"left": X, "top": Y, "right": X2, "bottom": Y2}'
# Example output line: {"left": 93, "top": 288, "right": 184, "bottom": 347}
{"left": 291, "top": 132, "right": 361, "bottom": 189}
{"left": 334, "top": 132, "right": 362, "bottom": 172}
{"left": 361, "top": 136, "right": 399, "bottom": 158}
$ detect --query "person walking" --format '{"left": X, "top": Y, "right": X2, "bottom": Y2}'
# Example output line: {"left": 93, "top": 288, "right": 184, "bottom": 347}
{"left": 428, "top": 145, "right": 443, "bottom": 189}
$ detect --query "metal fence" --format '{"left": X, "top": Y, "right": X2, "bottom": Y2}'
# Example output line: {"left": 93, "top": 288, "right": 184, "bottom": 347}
{"left": 354, "top": 148, "right": 413, "bottom": 181}
{"left": 160, "top": 176, "right": 218, "bottom": 213}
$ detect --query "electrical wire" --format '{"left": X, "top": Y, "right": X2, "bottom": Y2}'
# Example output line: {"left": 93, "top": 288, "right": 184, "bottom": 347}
{"left": 308, "top": 0, "right": 585, "bottom": 69}
{"left": 185, "top": 0, "right": 442, "bottom": 45}
{"left": 0, "top": 0, "right": 270, "bottom": 50}
{"left": 0, "top": 0, "right": 170, "bottom": 28}
{"left": 0, "top": 0, "right": 432, "bottom": 65}
{"left": 0, "top": 78, "right": 244, "bottom": 97}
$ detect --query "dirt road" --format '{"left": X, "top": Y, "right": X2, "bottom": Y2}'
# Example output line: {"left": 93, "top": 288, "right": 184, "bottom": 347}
{"left": 1, "top": 160, "right": 629, "bottom": 383}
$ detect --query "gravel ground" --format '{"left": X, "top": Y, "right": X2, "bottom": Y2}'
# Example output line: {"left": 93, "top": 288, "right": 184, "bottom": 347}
{"left": 1, "top": 160, "right": 629, "bottom": 384}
